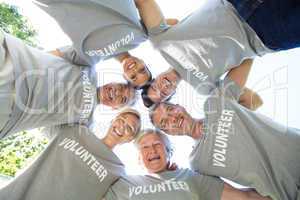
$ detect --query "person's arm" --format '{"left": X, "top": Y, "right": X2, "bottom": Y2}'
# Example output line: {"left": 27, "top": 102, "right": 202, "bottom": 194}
{"left": 49, "top": 46, "right": 90, "bottom": 66}
{"left": 134, "top": 0, "right": 165, "bottom": 30}
{"left": 48, "top": 49, "right": 64, "bottom": 57}
{"left": 225, "top": 59, "right": 264, "bottom": 110}
{"left": 222, "top": 183, "right": 271, "bottom": 200}
{"left": 226, "top": 59, "right": 253, "bottom": 89}
{"left": 239, "top": 88, "right": 263, "bottom": 110}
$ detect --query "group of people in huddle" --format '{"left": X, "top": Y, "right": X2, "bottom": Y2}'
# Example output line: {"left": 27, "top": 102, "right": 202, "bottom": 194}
{"left": 0, "top": 0, "right": 299, "bottom": 199}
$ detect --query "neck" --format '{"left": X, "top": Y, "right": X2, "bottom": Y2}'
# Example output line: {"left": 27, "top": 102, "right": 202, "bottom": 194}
{"left": 101, "top": 135, "right": 117, "bottom": 150}
{"left": 189, "top": 120, "right": 203, "bottom": 139}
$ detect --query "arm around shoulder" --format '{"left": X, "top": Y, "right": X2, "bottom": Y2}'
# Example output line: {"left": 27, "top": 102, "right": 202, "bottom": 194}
{"left": 221, "top": 183, "right": 271, "bottom": 200}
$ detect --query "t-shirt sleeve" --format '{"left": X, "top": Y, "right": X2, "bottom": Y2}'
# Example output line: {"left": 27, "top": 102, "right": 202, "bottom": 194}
{"left": 147, "top": 19, "right": 170, "bottom": 37}
{"left": 193, "top": 173, "right": 224, "bottom": 200}
{"left": 217, "top": 76, "right": 243, "bottom": 101}
{"left": 57, "top": 46, "right": 90, "bottom": 66}
{"left": 103, "top": 188, "right": 118, "bottom": 200}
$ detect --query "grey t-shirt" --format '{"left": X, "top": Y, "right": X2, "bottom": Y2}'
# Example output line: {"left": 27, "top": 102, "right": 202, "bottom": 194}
{"left": 0, "top": 124, "right": 125, "bottom": 200}
{"left": 149, "top": 0, "right": 272, "bottom": 95}
{"left": 0, "top": 31, "right": 14, "bottom": 131}
{"left": 0, "top": 32, "right": 97, "bottom": 139}
{"left": 105, "top": 168, "right": 224, "bottom": 200}
{"left": 189, "top": 77, "right": 300, "bottom": 200}
{"left": 34, "top": 0, "right": 148, "bottom": 65}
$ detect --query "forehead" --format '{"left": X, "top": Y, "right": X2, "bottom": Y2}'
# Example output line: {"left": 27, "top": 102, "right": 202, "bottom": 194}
{"left": 147, "top": 86, "right": 160, "bottom": 101}
{"left": 139, "top": 133, "right": 162, "bottom": 145}
{"left": 118, "top": 113, "right": 139, "bottom": 123}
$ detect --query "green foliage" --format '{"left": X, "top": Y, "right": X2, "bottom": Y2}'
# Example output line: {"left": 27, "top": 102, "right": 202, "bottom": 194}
{"left": 0, "top": 2, "right": 44, "bottom": 178}
{"left": 0, "top": 131, "right": 48, "bottom": 177}
{"left": 0, "top": 3, "right": 37, "bottom": 46}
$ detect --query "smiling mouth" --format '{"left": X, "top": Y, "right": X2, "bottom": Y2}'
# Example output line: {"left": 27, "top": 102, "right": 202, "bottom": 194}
{"left": 113, "top": 127, "right": 123, "bottom": 137}
{"left": 109, "top": 88, "right": 114, "bottom": 100}
{"left": 178, "top": 116, "right": 184, "bottom": 128}
{"left": 125, "top": 60, "right": 136, "bottom": 70}
{"left": 148, "top": 155, "right": 161, "bottom": 162}
{"left": 104, "top": 87, "right": 115, "bottom": 101}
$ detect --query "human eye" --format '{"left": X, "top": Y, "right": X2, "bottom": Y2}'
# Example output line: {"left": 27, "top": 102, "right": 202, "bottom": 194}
{"left": 130, "top": 74, "right": 137, "bottom": 81}
{"left": 141, "top": 144, "right": 150, "bottom": 150}
{"left": 160, "top": 119, "right": 167, "bottom": 129}
{"left": 121, "top": 96, "right": 128, "bottom": 105}
{"left": 138, "top": 67, "right": 146, "bottom": 74}
{"left": 166, "top": 106, "right": 173, "bottom": 112}
{"left": 153, "top": 141, "right": 162, "bottom": 147}
{"left": 151, "top": 84, "right": 157, "bottom": 91}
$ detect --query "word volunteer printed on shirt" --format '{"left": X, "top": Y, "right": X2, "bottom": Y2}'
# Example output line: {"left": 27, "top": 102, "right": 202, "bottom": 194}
{"left": 163, "top": 43, "right": 209, "bottom": 82}
{"left": 213, "top": 109, "right": 235, "bottom": 168}
{"left": 58, "top": 137, "right": 108, "bottom": 182}
{"left": 79, "top": 70, "right": 95, "bottom": 124}
{"left": 128, "top": 179, "right": 190, "bottom": 198}
{"left": 85, "top": 32, "right": 135, "bottom": 57}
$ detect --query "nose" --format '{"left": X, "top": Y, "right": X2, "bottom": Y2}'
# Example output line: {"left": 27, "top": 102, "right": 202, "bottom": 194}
{"left": 115, "top": 87, "right": 121, "bottom": 96}
{"left": 148, "top": 145, "right": 158, "bottom": 153}
{"left": 167, "top": 112, "right": 178, "bottom": 124}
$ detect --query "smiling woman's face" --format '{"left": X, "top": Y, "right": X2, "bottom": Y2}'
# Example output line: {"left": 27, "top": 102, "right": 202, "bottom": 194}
{"left": 122, "top": 56, "right": 151, "bottom": 87}
{"left": 108, "top": 112, "right": 141, "bottom": 144}
{"left": 147, "top": 69, "right": 179, "bottom": 103}
{"left": 138, "top": 132, "right": 168, "bottom": 174}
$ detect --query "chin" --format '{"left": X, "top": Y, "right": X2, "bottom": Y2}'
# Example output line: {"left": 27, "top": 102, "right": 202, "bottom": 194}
{"left": 149, "top": 166, "right": 166, "bottom": 174}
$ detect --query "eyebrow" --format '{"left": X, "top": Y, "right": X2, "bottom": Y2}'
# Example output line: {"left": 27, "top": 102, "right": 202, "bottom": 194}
{"left": 121, "top": 96, "right": 127, "bottom": 104}
{"left": 150, "top": 83, "right": 157, "bottom": 92}
{"left": 166, "top": 105, "right": 173, "bottom": 111}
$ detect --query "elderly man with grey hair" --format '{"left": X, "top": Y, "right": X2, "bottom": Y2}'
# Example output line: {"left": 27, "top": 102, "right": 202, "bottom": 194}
{"left": 104, "top": 129, "right": 270, "bottom": 200}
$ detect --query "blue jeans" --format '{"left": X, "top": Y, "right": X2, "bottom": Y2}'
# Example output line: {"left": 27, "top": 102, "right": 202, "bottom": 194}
{"left": 227, "top": 0, "right": 300, "bottom": 51}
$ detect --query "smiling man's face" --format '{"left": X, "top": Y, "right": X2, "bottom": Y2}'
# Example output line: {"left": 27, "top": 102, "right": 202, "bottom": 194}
{"left": 147, "top": 69, "right": 179, "bottom": 103}
{"left": 98, "top": 83, "right": 135, "bottom": 109}
{"left": 138, "top": 132, "right": 168, "bottom": 173}
{"left": 151, "top": 103, "right": 194, "bottom": 136}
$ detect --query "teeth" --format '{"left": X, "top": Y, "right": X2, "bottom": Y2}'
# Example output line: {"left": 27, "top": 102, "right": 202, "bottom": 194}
{"left": 179, "top": 117, "right": 184, "bottom": 128}
{"left": 128, "top": 63, "right": 135, "bottom": 69}
{"left": 113, "top": 128, "right": 123, "bottom": 137}
{"left": 109, "top": 88, "right": 114, "bottom": 99}
{"left": 148, "top": 155, "right": 160, "bottom": 162}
